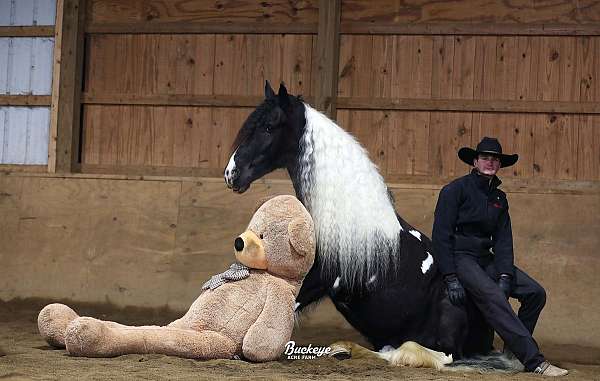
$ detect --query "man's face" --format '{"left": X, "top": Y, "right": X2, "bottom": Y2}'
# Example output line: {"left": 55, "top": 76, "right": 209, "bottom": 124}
{"left": 473, "top": 153, "right": 501, "bottom": 177}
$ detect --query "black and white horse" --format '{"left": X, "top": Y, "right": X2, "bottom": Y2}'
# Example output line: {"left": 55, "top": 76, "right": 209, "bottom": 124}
{"left": 224, "top": 82, "right": 491, "bottom": 359}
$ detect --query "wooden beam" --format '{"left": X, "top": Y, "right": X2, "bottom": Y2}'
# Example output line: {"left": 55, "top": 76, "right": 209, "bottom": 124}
{"left": 78, "top": 165, "right": 290, "bottom": 181}
{"left": 0, "top": 165, "right": 47, "bottom": 173}
{"left": 314, "top": 0, "right": 341, "bottom": 117}
{"left": 72, "top": 166, "right": 600, "bottom": 196}
{"left": 81, "top": 93, "right": 600, "bottom": 115}
{"left": 341, "top": 22, "right": 600, "bottom": 36}
{"left": 0, "top": 26, "right": 55, "bottom": 37}
{"left": 78, "top": 164, "right": 225, "bottom": 178}
{"left": 82, "top": 94, "right": 263, "bottom": 107}
{"left": 48, "top": 0, "right": 86, "bottom": 173}
{"left": 80, "top": 93, "right": 315, "bottom": 107}
{"left": 0, "top": 95, "right": 52, "bottom": 106}
{"left": 337, "top": 97, "right": 600, "bottom": 115}
{"left": 85, "top": 22, "right": 317, "bottom": 35}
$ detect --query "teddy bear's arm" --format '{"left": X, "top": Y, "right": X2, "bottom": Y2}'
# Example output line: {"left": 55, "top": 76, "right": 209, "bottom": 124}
{"left": 242, "top": 282, "right": 295, "bottom": 362}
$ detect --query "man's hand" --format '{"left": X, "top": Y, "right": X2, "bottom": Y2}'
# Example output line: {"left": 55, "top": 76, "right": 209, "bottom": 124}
{"left": 444, "top": 274, "right": 466, "bottom": 306}
{"left": 498, "top": 274, "right": 512, "bottom": 299}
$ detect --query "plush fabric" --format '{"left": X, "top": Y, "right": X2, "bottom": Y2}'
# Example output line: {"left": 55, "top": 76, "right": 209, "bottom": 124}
{"left": 38, "top": 195, "right": 315, "bottom": 362}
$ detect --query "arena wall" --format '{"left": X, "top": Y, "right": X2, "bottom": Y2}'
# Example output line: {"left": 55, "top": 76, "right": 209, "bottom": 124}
{"left": 1, "top": 172, "right": 598, "bottom": 349}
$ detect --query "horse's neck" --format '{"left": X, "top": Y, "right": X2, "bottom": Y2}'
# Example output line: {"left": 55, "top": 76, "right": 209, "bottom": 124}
{"left": 296, "top": 104, "right": 395, "bottom": 218}
{"left": 286, "top": 163, "right": 305, "bottom": 202}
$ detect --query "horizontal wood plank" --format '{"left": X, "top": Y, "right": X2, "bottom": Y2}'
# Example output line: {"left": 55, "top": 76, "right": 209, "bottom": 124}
{"left": 337, "top": 97, "right": 600, "bottom": 114}
{"left": 0, "top": 26, "right": 55, "bottom": 37}
{"left": 81, "top": 93, "right": 315, "bottom": 107}
{"left": 77, "top": 164, "right": 292, "bottom": 181}
{"left": 82, "top": 94, "right": 600, "bottom": 115}
{"left": 341, "top": 22, "right": 600, "bottom": 36}
{"left": 0, "top": 95, "right": 52, "bottom": 106}
{"left": 0, "top": 165, "right": 47, "bottom": 173}
{"left": 86, "top": 0, "right": 319, "bottom": 27}
{"left": 3, "top": 167, "right": 587, "bottom": 195}
{"left": 86, "top": 22, "right": 318, "bottom": 34}
{"left": 341, "top": 0, "right": 600, "bottom": 27}
{"left": 79, "top": 164, "right": 224, "bottom": 178}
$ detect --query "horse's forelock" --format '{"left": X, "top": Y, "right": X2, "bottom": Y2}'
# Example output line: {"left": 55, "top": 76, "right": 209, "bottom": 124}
{"left": 231, "top": 100, "right": 272, "bottom": 152}
{"left": 230, "top": 95, "right": 304, "bottom": 152}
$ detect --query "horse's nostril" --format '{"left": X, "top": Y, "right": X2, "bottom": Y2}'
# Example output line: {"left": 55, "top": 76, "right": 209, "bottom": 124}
{"left": 234, "top": 237, "right": 244, "bottom": 251}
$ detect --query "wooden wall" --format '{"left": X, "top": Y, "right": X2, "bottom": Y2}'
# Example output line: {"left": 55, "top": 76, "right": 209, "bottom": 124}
{"left": 74, "top": 0, "right": 600, "bottom": 184}
{"left": 80, "top": 0, "right": 318, "bottom": 177}
{"left": 82, "top": 32, "right": 314, "bottom": 174}
{"left": 335, "top": 0, "right": 600, "bottom": 182}
{"left": 336, "top": 35, "right": 600, "bottom": 181}
{"left": 1, "top": 172, "right": 599, "bottom": 348}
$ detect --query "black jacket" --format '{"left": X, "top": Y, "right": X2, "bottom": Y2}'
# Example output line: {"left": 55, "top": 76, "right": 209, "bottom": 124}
{"left": 432, "top": 169, "right": 514, "bottom": 278}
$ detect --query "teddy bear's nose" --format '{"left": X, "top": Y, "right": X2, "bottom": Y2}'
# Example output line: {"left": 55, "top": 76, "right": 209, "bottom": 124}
{"left": 234, "top": 237, "right": 244, "bottom": 251}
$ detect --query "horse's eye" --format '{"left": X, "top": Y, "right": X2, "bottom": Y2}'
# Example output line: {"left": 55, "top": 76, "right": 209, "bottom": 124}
{"left": 266, "top": 123, "right": 279, "bottom": 134}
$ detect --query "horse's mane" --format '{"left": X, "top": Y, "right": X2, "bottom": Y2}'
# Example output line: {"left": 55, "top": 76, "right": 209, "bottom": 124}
{"left": 298, "top": 104, "right": 402, "bottom": 290}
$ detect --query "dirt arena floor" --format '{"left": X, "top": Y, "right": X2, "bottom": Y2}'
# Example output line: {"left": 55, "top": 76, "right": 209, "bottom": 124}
{"left": 1, "top": 299, "right": 599, "bottom": 381}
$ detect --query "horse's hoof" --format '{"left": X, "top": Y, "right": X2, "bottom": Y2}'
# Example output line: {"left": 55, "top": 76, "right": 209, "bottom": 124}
{"left": 328, "top": 342, "right": 352, "bottom": 360}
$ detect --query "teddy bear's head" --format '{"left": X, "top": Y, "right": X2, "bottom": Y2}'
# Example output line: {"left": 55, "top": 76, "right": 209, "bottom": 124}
{"left": 234, "top": 195, "right": 315, "bottom": 281}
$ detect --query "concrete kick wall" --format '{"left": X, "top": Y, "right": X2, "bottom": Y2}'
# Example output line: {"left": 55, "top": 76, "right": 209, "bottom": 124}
{"left": 1, "top": 174, "right": 599, "bottom": 348}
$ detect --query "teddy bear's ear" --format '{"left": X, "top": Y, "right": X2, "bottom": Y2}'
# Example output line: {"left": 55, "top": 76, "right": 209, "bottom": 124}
{"left": 253, "top": 196, "right": 275, "bottom": 213}
{"left": 288, "top": 216, "right": 315, "bottom": 257}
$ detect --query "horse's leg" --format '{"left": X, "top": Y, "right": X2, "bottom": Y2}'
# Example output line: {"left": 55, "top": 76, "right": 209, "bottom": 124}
{"left": 437, "top": 295, "right": 469, "bottom": 360}
{"left": 329, "top": 341, "right": 385, "bottom": 362}
{"left": 295, "top": 258, "right": 329, "bottom": 312}
{"left": 330, "top": 340, "right": 452, "bottom": 370}
{"left": 462, "top": 297, "right": 495, "bottom": 356}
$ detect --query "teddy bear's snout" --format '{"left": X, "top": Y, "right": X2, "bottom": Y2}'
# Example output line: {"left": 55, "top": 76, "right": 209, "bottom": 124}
{"left": 234, "top": 231, "right": 267, "bottom": 269}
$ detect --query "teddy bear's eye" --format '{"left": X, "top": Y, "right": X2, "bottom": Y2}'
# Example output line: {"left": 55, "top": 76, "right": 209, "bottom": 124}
{"left": 259, "top": 233, "right": 264, "bottom": 239}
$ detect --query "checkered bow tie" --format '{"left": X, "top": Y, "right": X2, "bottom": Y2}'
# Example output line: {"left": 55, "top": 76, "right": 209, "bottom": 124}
{"left": 202, "top": 263, "right": 251, "bottom": 290}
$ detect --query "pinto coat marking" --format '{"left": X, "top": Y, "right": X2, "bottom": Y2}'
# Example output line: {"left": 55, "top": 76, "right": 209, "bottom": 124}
{"left": 225, "top": 82, "right": 485, "bottom": 358}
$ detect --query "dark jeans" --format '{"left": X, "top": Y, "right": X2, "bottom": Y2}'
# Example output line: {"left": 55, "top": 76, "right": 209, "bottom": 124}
{"left": 455, "top": 254, "right": 546, "bottom": 371}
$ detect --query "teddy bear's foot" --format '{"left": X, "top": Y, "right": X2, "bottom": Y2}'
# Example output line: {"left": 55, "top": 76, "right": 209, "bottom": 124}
{"left": 65, "top": 317, "right": 115, "bottom": 357}
{"left": 38, "top": 303, "right": 80, "bottom": 348}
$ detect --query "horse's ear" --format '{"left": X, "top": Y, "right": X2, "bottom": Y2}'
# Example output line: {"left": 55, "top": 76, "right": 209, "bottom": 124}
{"left": 278, "top": 82, "right": 290, "bottom": 108}
{"left": 265, "top": 80, "right": 276, "bottom": 99}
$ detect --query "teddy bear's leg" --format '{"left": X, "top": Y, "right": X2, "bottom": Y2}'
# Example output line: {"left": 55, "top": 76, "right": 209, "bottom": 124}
{"left": 65, "top": 317, "right": 237, "bottom": 359}
{"left": 38, "top": 303, "right": 80, "bottom": 348}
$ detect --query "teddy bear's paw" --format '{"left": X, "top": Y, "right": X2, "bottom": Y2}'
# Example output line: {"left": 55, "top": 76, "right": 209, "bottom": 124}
{"left": 65, "top": 317, "right": 113, "bottom": 357}
{"left": 38, "top": 303, "right": 79, "bottom": 348}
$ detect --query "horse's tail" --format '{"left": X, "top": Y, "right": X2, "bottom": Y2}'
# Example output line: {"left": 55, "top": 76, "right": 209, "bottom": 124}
{"left": 445, "top": 352, "right": 523, "bottom": 374}
{"left": 328, "top": 341, "right": 523, "bottom": 374}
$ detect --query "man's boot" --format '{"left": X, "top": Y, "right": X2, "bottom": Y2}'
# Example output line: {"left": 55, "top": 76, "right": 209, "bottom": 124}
{"left": 533, "top": 361, "right": 569, "bottom": 376}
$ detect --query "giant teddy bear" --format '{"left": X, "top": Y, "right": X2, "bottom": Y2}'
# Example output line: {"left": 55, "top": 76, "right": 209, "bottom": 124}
{"left": 38, "top": 195, "right": 315, "bottom": 362}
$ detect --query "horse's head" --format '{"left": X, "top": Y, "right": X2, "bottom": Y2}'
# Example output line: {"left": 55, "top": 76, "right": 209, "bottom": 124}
{"left": 224, "top": 81, "right": 305, "bottom": 193}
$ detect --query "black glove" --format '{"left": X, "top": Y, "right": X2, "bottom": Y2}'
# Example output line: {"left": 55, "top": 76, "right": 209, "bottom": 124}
{"left": 498, "top": 274, "right": 512, "bottom": 299}
{"left": 444, "top": 274, "right": 466, "bottom": 306}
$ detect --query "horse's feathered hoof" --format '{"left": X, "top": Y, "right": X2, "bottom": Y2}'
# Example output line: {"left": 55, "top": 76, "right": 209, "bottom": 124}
{"left": 328, "top": 341, "right": 352, "bottom": 360}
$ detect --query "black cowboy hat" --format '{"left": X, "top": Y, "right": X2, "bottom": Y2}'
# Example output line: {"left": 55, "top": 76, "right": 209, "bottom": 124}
{"left": 458, "top": 137, "right": 519, "bottom": 168}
